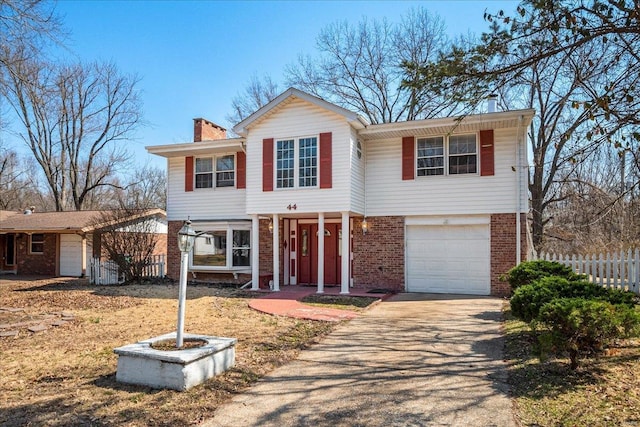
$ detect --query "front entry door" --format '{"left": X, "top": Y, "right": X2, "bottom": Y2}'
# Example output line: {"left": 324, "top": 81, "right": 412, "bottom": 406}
{"left": 298, "top": 223, "right": 341, "bottom": 285}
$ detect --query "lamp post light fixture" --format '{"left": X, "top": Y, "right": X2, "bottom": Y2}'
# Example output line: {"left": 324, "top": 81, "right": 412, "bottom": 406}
{"left": 176, "top": 220, "right": 197, "bottom": 348}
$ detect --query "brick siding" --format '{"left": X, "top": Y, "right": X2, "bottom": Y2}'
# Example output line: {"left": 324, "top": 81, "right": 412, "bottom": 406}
{"left": 490, "top": 213, "right": 527, "bottom": 297}
{"left": 17, "top": 233, "right": 57, "bottom": 275}
{"left": 352, "top": 216, "right": 405, "bottom": 292}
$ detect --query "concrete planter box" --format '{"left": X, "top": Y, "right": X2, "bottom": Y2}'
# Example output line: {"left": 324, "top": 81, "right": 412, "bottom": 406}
{"left": 114, "top": 332, "right": 237, "bottom": 391}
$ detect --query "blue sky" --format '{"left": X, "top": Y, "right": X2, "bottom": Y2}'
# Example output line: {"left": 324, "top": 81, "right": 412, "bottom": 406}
{"left": 43, "top": 0, "right": 519, "bottom": 171}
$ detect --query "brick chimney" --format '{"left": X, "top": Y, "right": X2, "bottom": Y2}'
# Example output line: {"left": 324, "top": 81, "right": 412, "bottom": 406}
{"left": 193, "top": 118, "right": 227, "bottom": 142}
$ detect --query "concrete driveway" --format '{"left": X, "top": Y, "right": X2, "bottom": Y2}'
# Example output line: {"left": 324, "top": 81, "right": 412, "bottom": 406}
{"left": 203, "top": 293, "right": 515, "bottom": 427}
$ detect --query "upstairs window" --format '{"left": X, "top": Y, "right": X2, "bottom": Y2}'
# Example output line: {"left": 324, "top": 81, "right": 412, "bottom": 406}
{"left": 416, "top": 134, "right": 477, "bottom": 177}
{"left": 276, "top": 136, "right": 318, "bottom": 189}
{"left": 195, "top": 158, "right": 213, "bottom": 188}
{"left": 195, "top": 155, "right": 235, "bottom": 189}
{"left": 276, "top": 140, "right": 295, "bottom": 188}
{"left": 449, "top": 134, "right": 477, "bottom": 174}
{"left": 298, "top": 137, "right": 317, "bottom": 187}
{"left": 216, "top": 155, "right": 235, "bottom": 187}
{"left": 417, "top": 137, "right": 444, "bottom": 176}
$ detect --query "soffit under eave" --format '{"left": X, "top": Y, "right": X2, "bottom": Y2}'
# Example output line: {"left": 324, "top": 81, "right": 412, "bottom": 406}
{"left": 358, "top": 115, "right": 533, "bottom": 141}
{"left": 146, "top": 141, "right": 245, "bottom": 158}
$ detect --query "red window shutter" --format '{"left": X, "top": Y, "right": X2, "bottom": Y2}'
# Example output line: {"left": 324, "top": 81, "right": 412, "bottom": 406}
{"left": 319, "top": 132, "right": 332, "bottom": 189}
{"left": 480, "top": 130, "right": 495, "bottom": 176}
{"left": 402, "top": 136, "right": 415, "bottom": 180}
{"left": 263, "top": 138, "right": 274, "bottom": 192}
{"left": 236, "top": 151, "right": 246, "bottom": 189}
{"left": 185, "top": 156, "right": 194, "bottom": 192}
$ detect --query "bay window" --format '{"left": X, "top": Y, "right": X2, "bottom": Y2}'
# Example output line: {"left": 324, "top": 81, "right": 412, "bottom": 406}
{"left": 190, "top": 222, "right": 251, "bottom": 270}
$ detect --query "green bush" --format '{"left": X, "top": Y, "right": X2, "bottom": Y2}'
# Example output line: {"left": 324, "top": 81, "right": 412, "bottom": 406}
{"left": 510, "top": 276, "right": 639, "bottom": 323}
{"left": 538, "top": 298, "right": 640, "bottom": 369}
{"left": 505, "top": 260, "right": 583, "bottom": 290}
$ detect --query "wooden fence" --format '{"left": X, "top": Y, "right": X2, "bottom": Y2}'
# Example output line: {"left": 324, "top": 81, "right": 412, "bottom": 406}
{"left": 537, "top": 249, "right": 640, "bottom": 295}
{"left": 90, "top": 254, "right": 166, "bottom": 285}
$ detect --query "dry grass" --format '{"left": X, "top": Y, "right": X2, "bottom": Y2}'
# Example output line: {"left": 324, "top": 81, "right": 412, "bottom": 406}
{"left": 503, "top": 305, "right": 640, "bottom": 427}
{"left": 0, "top": 276, "right": 336, "bottom": 426}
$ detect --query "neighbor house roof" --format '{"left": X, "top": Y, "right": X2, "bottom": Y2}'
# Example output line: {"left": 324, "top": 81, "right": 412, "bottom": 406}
{"left": 232, "top": 87, "right": 370, "bottom": 136}
{"left": 0, "top": 209, "right": 166, "bottom": 234}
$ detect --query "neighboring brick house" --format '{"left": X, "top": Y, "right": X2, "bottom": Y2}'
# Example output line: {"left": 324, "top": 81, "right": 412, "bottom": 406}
{"left": 0, "top": 209, "right": 167, "bottom": 277}
{"left": 147, "top": 88, "right": 533, "bottom": 296}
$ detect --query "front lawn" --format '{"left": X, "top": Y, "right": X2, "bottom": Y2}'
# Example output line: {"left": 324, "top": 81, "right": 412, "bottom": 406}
{"left": 504, "top": 306, "right": 640, "bottom": 426}
{"left": 0, "top": 277, "right": 335, "bottom": 426}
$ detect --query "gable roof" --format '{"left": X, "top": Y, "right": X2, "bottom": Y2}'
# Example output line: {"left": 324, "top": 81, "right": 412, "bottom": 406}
{"left": 0, "top": 209, "right": 166, "bottom": 234}
{"left": 232, "top": 87, "right": 370, "bottom": 136}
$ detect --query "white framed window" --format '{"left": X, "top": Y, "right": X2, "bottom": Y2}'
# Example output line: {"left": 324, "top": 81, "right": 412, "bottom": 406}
{"left": 190, "top": 222, "right": 251, "bottom": 271}
{"left": 417, "top": 137, "right": 444, "bottom": 176}
{"left": 276, "top": 136, "right": 318, "bottom": 189}
{"left": 276, "top": 139, "right": 295, "bottom": 188}
{"left": 448, "top": 134, "right": 477, "bottom": 174}
{"left": 30, "top": 233, "right": 44, "bottom": 254}
{"left": 417, "top": 134, "right": 477, "bottom": 177}
{"left": 195, "top": 155, "right": 235, "bottom": 189}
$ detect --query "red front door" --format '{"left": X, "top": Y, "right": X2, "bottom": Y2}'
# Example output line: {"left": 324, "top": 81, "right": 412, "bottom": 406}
{"left": 298, "top": 223, "right": 341, "bottom": 285}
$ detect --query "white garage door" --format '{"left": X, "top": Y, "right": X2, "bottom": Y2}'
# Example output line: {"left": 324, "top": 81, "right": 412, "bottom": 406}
{"left": 406, "top": 224, "right": 490, "bottom": 295}
{"left": 60, "top": 234, "right": 83, "bottom": 277}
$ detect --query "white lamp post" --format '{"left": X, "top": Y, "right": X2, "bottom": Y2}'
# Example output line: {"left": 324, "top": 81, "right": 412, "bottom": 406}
{"left": 176, "top": 220, "right": 196, "bottom": 348}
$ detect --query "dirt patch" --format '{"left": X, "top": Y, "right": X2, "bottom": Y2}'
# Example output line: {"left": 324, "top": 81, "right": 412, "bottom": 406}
{"left": 0, "top": 276, "right": 336, "bottom": 426}
{"left": 300, "top": 294, "right": 379, "bottom": 311}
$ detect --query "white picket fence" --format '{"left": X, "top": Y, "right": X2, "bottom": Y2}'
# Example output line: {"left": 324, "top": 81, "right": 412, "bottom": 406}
{"left": 537, "top": 249, "right": 640, "bottom": 294}
{"left": 90, "top": 254, "right": 166, "bottom": 285}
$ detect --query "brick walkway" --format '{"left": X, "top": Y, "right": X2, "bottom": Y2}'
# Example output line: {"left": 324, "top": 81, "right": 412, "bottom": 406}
{"left": 248, "top": 286, "right": 390, "bottom": 322}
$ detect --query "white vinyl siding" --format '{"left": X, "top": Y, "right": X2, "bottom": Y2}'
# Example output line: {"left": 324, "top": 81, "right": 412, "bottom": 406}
{"left": 245, "top": 98, "right": 354, "bottom": 215}
{"left": 366, "top": 128, "right": 526, "bottom": 216}
{"left": 166, "top": 157, "right": 248, "bottom": 221}
{"left": 349, "top": 129, "right": 365, "bottom": 213}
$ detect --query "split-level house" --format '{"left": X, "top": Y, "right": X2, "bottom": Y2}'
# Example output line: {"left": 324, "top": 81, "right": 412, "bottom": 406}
{"left": 147, "top": 88, "right": 534, "bottom": 296}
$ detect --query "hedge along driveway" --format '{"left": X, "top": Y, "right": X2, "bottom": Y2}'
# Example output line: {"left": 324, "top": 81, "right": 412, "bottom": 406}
{"left": 203, "top": 293, "right": 515, "bottom": 427}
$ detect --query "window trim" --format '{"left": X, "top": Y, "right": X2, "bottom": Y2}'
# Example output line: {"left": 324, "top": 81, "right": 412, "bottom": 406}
{"left": 275, "top": 135, "right": 319, "bottom": 190}
{"left": 193, "top": 154, "right": 236, "bottom": 190}
{"left": 30, "top": 233, "right": 45, "bottom": 254}
{"left": 416, "top": 133, "right": 478, "bottom": 177}
{"left": 188, "top": 222, "right": 251, "bottom": 271}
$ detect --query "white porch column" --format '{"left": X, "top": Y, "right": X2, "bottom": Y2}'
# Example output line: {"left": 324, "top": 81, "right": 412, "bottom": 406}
{"left": 272, "top": 213, "right": 280, "bottom": 291}
{"left": 340, "top": 211, "right": 350, "bottom": 294}
{"left": 251, "top": 214, "right": 260, "bottom": 290}
{"left": 317, "top": 212, "right": 325, "bottom": 294}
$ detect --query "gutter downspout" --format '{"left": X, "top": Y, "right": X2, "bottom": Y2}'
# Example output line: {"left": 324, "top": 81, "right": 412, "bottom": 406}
{"left": 515, "top": 115, "right": 524, "bottom": 265}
